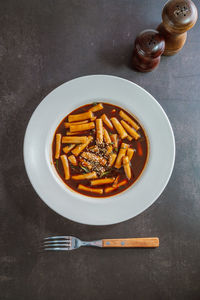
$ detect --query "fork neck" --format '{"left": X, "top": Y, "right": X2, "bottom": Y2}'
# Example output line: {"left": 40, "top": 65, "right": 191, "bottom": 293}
{"left": 81, "top": 240, "right": 102, "bottom": 247}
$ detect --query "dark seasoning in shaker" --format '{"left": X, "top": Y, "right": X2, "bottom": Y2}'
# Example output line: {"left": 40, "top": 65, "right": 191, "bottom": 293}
{"left": 132, "top": 29, "right": 165, "bottom": 72}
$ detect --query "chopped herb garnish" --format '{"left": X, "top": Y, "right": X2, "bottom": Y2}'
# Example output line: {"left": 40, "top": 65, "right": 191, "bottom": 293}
{"left": 100, "top": 170, "right": 111, "bottom": 178}
{"left": 79, "top": 165, "right": 90, "bottom": 173}
{"left": 108, "top": 131, "right": 112, "bottom": 136}
{"left": 109, "top": 142, "right": 114, "bottom": 145}
{"left": 92, "top": 102, "right": 98, "bottom": 106}
{"left": 71, "top": 165, "right": 79, "bottom": 169}
{"left": 56, "top": 159, "right": 59, "bottom": 170}
{"left": 114, "top": 147, "right": 118, "bottom": 152}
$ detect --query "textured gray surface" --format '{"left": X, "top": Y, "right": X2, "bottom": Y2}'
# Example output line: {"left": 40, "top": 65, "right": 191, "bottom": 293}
{"left": 1, "top": 0, "right": 200, "bottom": 299}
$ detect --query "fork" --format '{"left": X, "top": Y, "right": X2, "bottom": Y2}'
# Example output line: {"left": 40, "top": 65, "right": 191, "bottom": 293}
{"left": 42, "top": 236, "right": 159, "bottom": 251}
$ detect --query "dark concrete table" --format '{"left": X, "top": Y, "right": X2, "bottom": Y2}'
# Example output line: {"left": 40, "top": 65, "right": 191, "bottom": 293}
{"left": 1, "top": 0, "right": 200, "bottom": 299}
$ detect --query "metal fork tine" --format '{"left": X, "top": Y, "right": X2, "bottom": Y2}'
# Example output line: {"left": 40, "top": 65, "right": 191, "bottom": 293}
{"left": 44, "top": 247, "right": 70, "bottom": 251}
{"left": 44, "top": 236, "right": 70, "bottom": 240}
{"left": 43, "top": 243, "right": 70, "bottom": 247}
{"left": 43, "top": 240, "right": 71, "bottom": 245}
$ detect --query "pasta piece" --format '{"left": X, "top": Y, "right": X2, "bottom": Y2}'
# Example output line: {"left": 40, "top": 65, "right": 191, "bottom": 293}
{"left": 70, "top": 122, "right": 95, "bottom": 133}
{"left": 110, "top": 134, "right": 118, "bottom": 148}
{"left": 119, "top": 110, "right": 140, "bottom": 131}
{"left": 62, "top": 144, "right": 75, "bottom": 154}
{"left": 89, "top": 103, "right": 104, "bottom": 112}
{"left": 127, "top": 134, "right": 133, "bottom": 141}
{"left": 123, "top": 156, "right": 131, "bottom": 180}
{"left": 72, "top": 136, "right": 93, "bottom": 156}
{"left": 64, "top": 120, "right": 88, "bottom": 128}
{"left": 111, "top": 117, "right": 128, "bottom": 139}
{"left": 66, "top": 131, "right": 84, "bottom": 136}
{"left": 104, "top": 179, "right": 127, "bottom": 193}
{"left": 96, "top": 119, "right": 103, "bottom": 144}
{"left": 88, "top": 145, "right": 99, "bottom": 152}
{"left": 78, "top": 184, "right": 103, "bottom": 195}
{"left": 116, "top": 179, "right": 128, "bottom": 187}
{"left": 106, "top": 145, "right": 113, "bottom": 156}
{"left": 121, "top": 120, "right": 140, "bottom": 140}
{"left": 91, "top": 178, "right": 115, "bottom": 186}
{"left": 62, "top": 136, "right": 87, "bottom": 144}
{"left": 114, "top": 143, "right": 129, "bottom": 169}
{"left": 60, "top": 155, "right": 70, "bottom": 180}
{"left": 127, "top": 148, "right": 135, "bottom": 161}
{"left": 103, "top": 127, "right": 112, "bottom": 144}
{"left": 72, "top": 172, "right": 97, "bottom": 180}
{"left": 68, "top": 111, "right": 93, "bottom": 122}
{"left": 101, "top": 114, "right": 113, "bottom": 129}
{"left": 68, "top": 155, "right": 77, "bottom": 166}
{"left": 55, "top": 133, "right": 61, "bottom": 159}
{"left": 108, "top": 153, "right": 117, "bottom": 167}
{"left": 79, "top": 158, "right": 93, "bottom": 170}
{"left": 112, "top": 175, "right": 120, "bottom": 187}
{"left": 104, "top": 187, "right": 115, "bottom": 194}
{"left": 90, "top": 116, "right": 97, "bottom": 121}
{"left": 81, "top": 152, "right": 107, "bottom": 166}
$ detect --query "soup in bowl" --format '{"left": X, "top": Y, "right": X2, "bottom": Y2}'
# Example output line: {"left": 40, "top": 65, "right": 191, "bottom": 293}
{"left": 52, "top": 102, "right": 149, "bottom": 197}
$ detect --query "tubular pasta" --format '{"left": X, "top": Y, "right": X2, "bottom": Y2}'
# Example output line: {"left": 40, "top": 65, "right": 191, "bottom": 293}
{"left": 96, "top": 119, "right": 103, "bottom": 143}
{"left": 111, "top": 117, "right": 128, "bottom": 139}
{"left": 64, "top": 120, "right": 88, "bottom": 128}
{"left": 89, "top": 103, "right": 104, "bottom": 112}
{"left": 90, "top": 178, "right": 115, "bottom": 186}
{"left": 72, "top": 172, "right": 97, "bottom": 180}
{"left": 101, "top": 114, "right": 113, "bottom": 129}
{"left": 108, "top": 153, "right": 117, "bottom": 167}
{"left": 114, "top": 143, "right": 129, "bottom": 169}
{"left": 104, "top": 180, "right": 127, "bottom": 193}
{"left": 68, "top": 111, "right": 93, "bottom": 122}
{"left": 55, "top": 133, "right": 61, "bottom": 159}
{"left": 71, "top": 136, "right": 93, "bottom": 156}
{"left": 121, "top": 120, "right": 140, "bottom": 140}
{"left": 123, "top": 156, "right": 131, "bottom": 180}
{"left": 62, "top": 136, "right": 87, "bottom": 144}
{"left": 103, "top": 127, "right": 112, "bottom": 144}
{"left": 63, "top": 144, "right": 75, "bottom": 154}
{"left": 127, "top": 148, "right": 135, "bottom": 161}
{"left": 60, "top": 155, "right": 70, "bottom": 180}
{"left": 78, "top": 184, "right": 103, "bottom": 194}
{"left": 68, "top": 155, "right": 77, "bottom": 166}
{"left": 70, "top": 122, "right": 95, "bottom": 132}
{"left": 119, "top": 110, "right": 140, "bottom": 131}
{"left": 110, "top": 134, "right": 118, "bottom": 148}
{"left": 66, "top": 131, "right": 84, "bottom": 136}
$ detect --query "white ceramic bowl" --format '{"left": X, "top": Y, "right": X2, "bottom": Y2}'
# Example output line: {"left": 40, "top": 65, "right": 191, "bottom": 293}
{"left": 23, "top": 75, "right": 175, "bottom": 225}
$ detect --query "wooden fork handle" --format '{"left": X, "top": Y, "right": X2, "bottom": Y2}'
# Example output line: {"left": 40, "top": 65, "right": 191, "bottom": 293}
{"left": 102, "top": 237, "right": 159, "bottom": 248}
